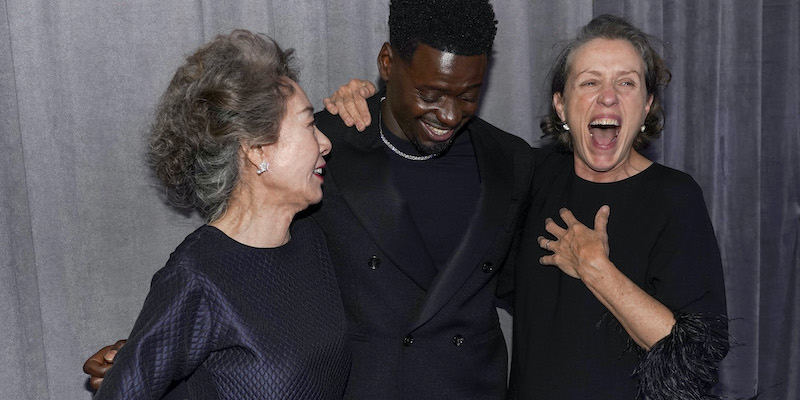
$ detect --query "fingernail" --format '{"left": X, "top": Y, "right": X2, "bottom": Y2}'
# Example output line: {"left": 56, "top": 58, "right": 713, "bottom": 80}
{"left": 357, "top": 123, "right": 364, "bottom": 131}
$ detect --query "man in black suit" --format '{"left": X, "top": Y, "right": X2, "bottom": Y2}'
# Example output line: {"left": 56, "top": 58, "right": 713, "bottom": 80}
{"left": 309, "top": 1, "right": 532, "bottom": 398}
{"left": 84, "top": 0, "right": 533, "bottom": 398}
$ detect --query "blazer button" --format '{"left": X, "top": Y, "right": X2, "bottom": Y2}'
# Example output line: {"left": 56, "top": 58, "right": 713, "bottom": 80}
{"left": 368, "top": 255, "right": 381, "bottom": 270}
{"left": 403, "top": 335, "right": 414, "bottom": 347}
{"left": 482, "top": 261, "right": 494, "bottom": 273}
{"left": 452, "top": 334, "right": 465, "bottom": 347}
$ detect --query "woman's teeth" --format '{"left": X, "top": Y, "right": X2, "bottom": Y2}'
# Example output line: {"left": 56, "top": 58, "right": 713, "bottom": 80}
{"left": 589, "top": 118, "right": 620, "bottom": 127}
{"left": 588, "top": 118, "right": 620, "bottom": 139}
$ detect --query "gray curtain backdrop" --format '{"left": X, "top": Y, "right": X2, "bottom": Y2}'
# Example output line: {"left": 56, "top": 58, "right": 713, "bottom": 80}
{"left": 1, "top": 0, "right": 796, "bottom": 399}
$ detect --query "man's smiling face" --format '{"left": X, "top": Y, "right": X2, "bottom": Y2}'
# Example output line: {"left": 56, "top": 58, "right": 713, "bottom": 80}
{"left": 380, "top": 43, "right": 487, "bottom": 155}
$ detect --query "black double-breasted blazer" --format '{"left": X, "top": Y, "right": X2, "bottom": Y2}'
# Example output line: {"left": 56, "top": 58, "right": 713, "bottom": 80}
{"left": 307, "top": 94, "right": 534, "bottom": 400}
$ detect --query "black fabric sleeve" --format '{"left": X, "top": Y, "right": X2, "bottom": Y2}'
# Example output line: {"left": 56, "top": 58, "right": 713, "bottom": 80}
{"left": 496, "top": 147, "right": 537, "bottom": 311}
{"left": 495, "top": 207, "right": 525, "bottom": 312}
{"left": 634, "top": 313, "right": 729, "bottom": 400}
{"left": 634, "top": 177, "right": 729, "bottom": 399}
{"left": 94, "top": 264, "right": 219, "bottom": 399}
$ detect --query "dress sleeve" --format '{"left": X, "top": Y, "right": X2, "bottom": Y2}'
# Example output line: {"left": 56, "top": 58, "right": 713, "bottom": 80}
{"left": 496, "top": 180, "right": 532, "bottom": 310}
{"left": 497, "top": 147, "right": 557, "bottom": 309}
{"left": 94, "top": 264, "right": 219, "bottom": 399}
{"left": 635, "top": 178, "right": 729, "bottom": 400}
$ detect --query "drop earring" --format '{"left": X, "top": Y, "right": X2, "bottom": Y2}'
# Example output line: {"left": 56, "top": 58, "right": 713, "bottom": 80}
{"left": 256, "top": 160, "right": 269, "bottom": 175}
{"left": 562, "top": 123, "right": 570, "bottom": 131}
{"left": 640, "top": 125, "right": 646, "bottom": 133}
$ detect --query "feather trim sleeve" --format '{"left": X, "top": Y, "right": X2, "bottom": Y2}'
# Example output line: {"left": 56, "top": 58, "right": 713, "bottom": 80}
{"left": 634, "top": 313, "right": 729, "bottom": 400}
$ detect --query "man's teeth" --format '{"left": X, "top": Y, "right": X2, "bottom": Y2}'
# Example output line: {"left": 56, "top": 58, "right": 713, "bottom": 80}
{"left": 425, "top": 123, "right": 450, "bottom": 136}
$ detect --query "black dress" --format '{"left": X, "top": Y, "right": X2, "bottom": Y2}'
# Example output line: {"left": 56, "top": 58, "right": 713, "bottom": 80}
{"left": 507, "top": 149, "right": 728, "bottom": 400}
{"left": 95, "top": 218, "right": 350, "bottom": 400}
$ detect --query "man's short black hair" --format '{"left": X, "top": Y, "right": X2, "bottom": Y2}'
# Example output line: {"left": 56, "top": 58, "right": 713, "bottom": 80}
{"left": 389, "top": 0, "right": 498, "bottom": 62}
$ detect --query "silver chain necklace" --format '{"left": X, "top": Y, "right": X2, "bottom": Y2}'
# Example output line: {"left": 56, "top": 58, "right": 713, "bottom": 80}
{"left": 379, "top": 98, "right": 438, "bottom": 161}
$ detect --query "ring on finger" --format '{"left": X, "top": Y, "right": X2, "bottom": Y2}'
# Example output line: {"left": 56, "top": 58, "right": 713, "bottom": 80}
{"left": 545, "top": 240, "right": 551, "bottom": 251}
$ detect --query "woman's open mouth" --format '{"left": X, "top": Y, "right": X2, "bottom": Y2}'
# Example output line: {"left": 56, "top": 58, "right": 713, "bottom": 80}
{"left": 588, "top": 118, "right": 620, "bottom": 149}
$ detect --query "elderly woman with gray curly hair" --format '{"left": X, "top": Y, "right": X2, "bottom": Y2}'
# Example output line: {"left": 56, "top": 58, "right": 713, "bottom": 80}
{"left": 90, "top": 29, "right": 348, "bottom": 399}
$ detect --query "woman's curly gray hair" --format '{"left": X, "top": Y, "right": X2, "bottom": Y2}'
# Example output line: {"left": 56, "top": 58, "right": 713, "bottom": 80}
{"left": 149, "top": 29, "right": 297, "bottom": 221}
{"left": 541, "top": 14, "right": 671, "bottom": 150}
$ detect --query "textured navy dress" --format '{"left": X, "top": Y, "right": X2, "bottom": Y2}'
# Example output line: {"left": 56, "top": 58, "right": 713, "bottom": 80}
{"left": 95, "top": 218, "right": 350, "bottom": 399}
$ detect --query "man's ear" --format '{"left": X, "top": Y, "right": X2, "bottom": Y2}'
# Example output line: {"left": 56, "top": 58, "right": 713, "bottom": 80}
{"left": 377, "top": 42, "right": 393, "bottom": 82}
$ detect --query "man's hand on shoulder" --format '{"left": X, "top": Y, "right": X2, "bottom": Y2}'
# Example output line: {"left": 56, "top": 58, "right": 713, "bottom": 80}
{"left": 322, "top": 79, "right": 376, "bottom": 132}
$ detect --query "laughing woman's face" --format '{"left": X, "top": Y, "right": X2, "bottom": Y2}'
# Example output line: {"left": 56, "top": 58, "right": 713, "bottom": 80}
{"left": 554, "top": 38, "right": 654, "bottom": 183}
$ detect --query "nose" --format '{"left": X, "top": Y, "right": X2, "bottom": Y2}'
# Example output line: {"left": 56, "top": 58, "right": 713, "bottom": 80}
{"left": 435, "top": 98, "right": 463, "bottom": 128}
{"left": 315, "top": 126, "right": 332, "bottom": 156}
{"left": 597, "top": 85, "right": 619, "bottom": 107}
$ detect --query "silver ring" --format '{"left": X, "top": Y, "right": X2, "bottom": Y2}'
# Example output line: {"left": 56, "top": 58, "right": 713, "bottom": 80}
{"left": 545, "top": 240, "right": 550, "bottom": 250}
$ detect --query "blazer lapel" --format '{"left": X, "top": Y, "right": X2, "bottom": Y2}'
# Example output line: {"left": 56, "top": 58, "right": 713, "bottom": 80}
{"left": 328, "top": 98, "right": 438, "bottom": 290}
{"left": 410, "top": 126, "right": 516, "bottom": 330}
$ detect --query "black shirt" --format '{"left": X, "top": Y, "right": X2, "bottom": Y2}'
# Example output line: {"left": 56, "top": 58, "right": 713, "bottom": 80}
{"left": 381, "top": 122, "right": 480, "bottom": 272}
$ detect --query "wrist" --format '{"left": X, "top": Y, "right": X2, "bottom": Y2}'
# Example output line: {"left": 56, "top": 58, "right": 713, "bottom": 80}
{"left": 579, "top": 257, "right": 618, "bottom": 287}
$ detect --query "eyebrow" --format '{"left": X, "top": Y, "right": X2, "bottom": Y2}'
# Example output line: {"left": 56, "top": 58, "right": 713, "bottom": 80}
{"left": 578, "top": 69, "right": 642, "bottom": 77}
{"left": 299, "top": 106, "right": 314, "bottom": 116}
{"left": 417, "top": 83, "right": 482, "bottom": 93}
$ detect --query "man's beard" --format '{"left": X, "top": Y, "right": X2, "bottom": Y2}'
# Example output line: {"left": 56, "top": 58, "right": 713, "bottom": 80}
{"left": 408, "top": 131, "right": 458, "bottom": 156}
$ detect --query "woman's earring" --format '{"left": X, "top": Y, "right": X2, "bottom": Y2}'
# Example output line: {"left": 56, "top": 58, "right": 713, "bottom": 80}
{"left": 562, "top": 123, "right": 570, "bottom": 131}
{"left": 256, "top": 160, "right": 269, "bottom": 175}
{"left": 640, "top": 125, "right": 646, "bottom": 133}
